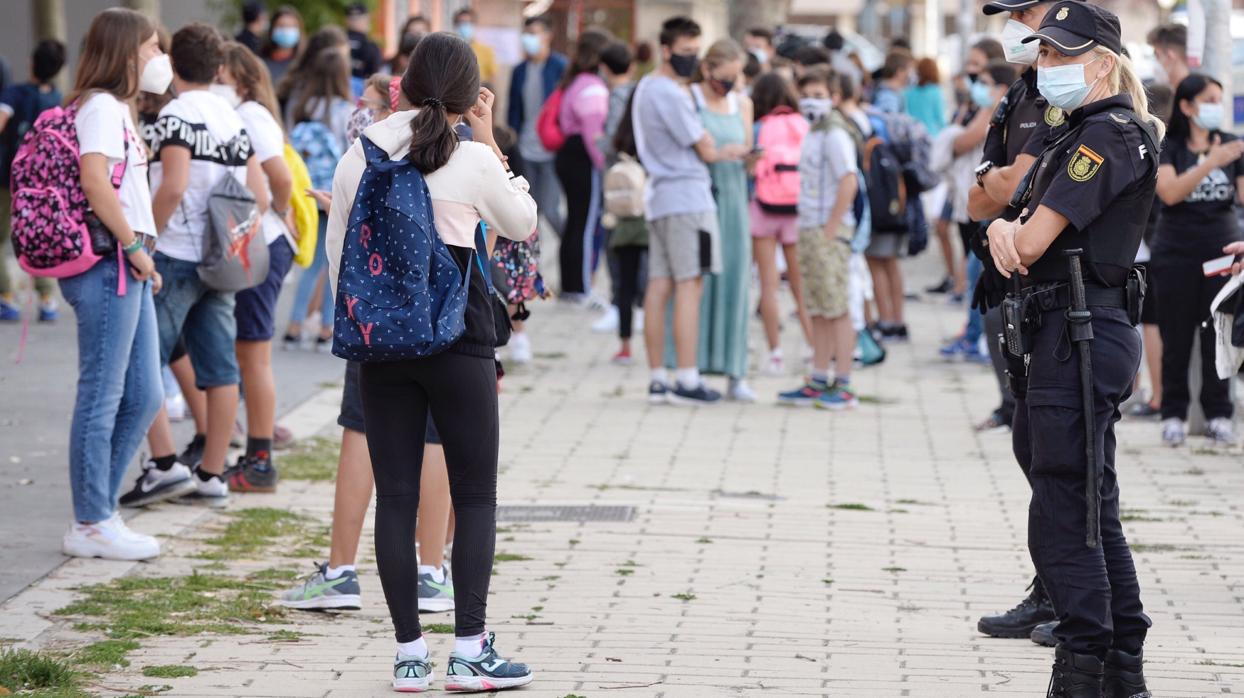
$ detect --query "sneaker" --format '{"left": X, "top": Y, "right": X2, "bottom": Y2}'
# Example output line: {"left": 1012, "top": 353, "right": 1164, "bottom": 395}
{"left": 975, "top": 411, "right": 1010, "bottom": 434}
{"left": 777, "top": 379, "right": 830, "bottom": 407}
{"left": 611, "top": 347, "right": 633, "bottom": 365}
{"left": 1126, "top": 401, "right": 1160, "bottom": 419}
{"left": 281, "top": 332, "right": 302, "bottom": 351}
{"left": 508, "top": 332, "right": 532, "bottom": 364}
{"left": 393, "top": 651, "right": 434, "bottom": 693}
{"left": 279, "top": 563, "right": 362, "bottom": 610}
{"left": 178, "top": 434, "right": 206, "bottom": 470}
{"left": 963, "top": 343, "right": 990, "bottom": 365}
{"left": 977, "top": 578, "right": 1056, "bottom": 638}
{"left": 445, "top": 633, "right": 533, "bottom": 693}
{"left": 0, "top": 300, "right": 19, "bottom": 323}
{"left": 119, "top": 459, "right": 198, "bottom": 508}
{"left": 227, "top": 453, "right": 279, "bottom": 493}
{"left": 37, "top": 300, "right": 58, "bottom": 323}
{"left": 181, "top": 468, "right": 229, "bottom": 508}
{"left": 62, "top": 514, "right": 160, "bottom": 561}
{"left": 647, "top": 380, "right": 669, "bottom": 405}
{"left": 727, "top": 379, "right": 757, "bottom": 403}
{"left": 761, "top": 351, "right": 785, "bottom": 376}
{"left": 1161, "top": 418, "right": 1186, "bottom": 447}
{"left": 1206, "top": 417, "right": 1236, "bottom": 445}
{"left": 590, "top": 305, "right": 619, "bottom": 333}
{"left": 938, "top": 338, "right": 970, "bottom": 360}
{"left": 273, "top": 424, "right": 295, "bottom": 451}
{"left": 417, "top": 565, "right": 455, "bottom": 613}
{"left": 668, "top": 381, "right": 722, "bottom": 406}
{"left": 314, "top": 335, "right": 333, "bottom": 353}
{"left": 816, "top": 384, "right": 859, "bottom": 410}
{"left": 925, "top": 277, "right": 952, "bottom": 294}
{"left": 880, "top": 324, "right": 909, "bottom": 343}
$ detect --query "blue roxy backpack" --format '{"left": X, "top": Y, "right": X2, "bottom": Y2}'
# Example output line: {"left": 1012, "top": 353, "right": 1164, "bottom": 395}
{"left": 332, "top": 137, "right": 470, "bottom": 361}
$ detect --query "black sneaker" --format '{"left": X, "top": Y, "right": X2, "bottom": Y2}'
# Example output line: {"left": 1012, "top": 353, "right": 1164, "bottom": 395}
{"left": 1031, "top": 620, "right": 1057, "bottom": 647}
{"left": 880, "top": 324, "right": 910, "bottom": 343}
{"left": 1103, "top": 649, "right": 1149, "bottom": 698}
{"left": 925, "top": 277, "right": 953, "bottom": 294}
{"left": 647, "top": 380, "right": 669, "bottom": 405}
{"left": 977, "top": 577, "right": 1056, "bottom": 638}
{"left": 119, "top": 458, "right": 198, "bottom": 508}
{"left": 227, "top": 453, "right": 279, "bottom": 493}
{"left": 668, "top": 381, "right": 721, "bottom": 406}
{"left": 178, "top": 434, "right": 206, "bottom": 470}
{"left": 444, "top": 632, "right": 533, "bottom": 692}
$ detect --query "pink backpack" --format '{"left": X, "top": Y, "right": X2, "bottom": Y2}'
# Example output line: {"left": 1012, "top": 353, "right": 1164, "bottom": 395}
{"left": 754, "top": 109, "right": 809, "bottom": 215}
{"left": 10, "top": 101, "right": 126, "bottom": 283}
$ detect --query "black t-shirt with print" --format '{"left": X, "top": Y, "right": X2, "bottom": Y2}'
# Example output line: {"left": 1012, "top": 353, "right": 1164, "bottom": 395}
{"left": 1155, "top": 134, "right": 1244, "bottom": 262}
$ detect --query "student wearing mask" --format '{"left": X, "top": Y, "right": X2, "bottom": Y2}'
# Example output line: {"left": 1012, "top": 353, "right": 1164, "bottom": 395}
{"left": 742, "top": 27, "right": 775, "bottom": 71}
{"left": 1152, "top": 73, "right": 1242, "bottom": 446}
{"left": 506, "top": 16, "right": 567, "bottom": 239}
{"left": 453, "top": 8, "right": 497, "bottom": 84}
{"left": 262, "top": 5, "right": 304, "bottom": 85}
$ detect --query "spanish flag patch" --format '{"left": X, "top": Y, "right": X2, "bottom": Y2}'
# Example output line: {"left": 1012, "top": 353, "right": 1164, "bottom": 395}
{"left": 1067, "top": 144, "right": 1104, "bottom": 183}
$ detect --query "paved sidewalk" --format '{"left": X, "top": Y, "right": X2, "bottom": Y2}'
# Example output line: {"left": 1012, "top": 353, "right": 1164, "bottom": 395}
{"left": 3, "top": 261, "right": 1243, "bottom": 697}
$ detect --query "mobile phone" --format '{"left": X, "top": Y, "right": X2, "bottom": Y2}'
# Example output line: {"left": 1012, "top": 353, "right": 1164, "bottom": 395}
{"left": 1202, "top": 254, "right": 1237, "bottom": 277}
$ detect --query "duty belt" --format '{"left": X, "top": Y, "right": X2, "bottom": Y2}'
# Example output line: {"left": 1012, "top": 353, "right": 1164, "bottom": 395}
{"left": 1022, "top": 284, "right": 1125, "bottom": 312}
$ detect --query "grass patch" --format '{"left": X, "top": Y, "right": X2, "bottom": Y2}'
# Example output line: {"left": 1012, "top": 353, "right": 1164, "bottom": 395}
{"left": 894, "top": 499, "right": 933, "bottom": 506}
{"left": 1197, "top": 659, "right": 1244, "bottom": 668}
{"left": 141, "top": 665, "right": 198, "bottom": 679}
{"left": 1184, "top": 467, "right": 1206, "bottom": 476}
{"left": 76, "top": 639, "right": 140, "bottom": 668}
{"left": 55, "top": 571, "right": 286, "bottom": 640}
{"left": 882, "top": 566, "right": 907, "bottom": 573}
{"left": 671, "top": 591, "right": 697, "bottom": 602}
{"left": 494, "top": 553, "right": 532, "bottom": 563}
{"left": 1120, "top": 509, "right": 1163, "bottom": 523}
{"left": 615, "top": 569, "right": 633, "bottom": 577}
{"left": 265, "top": 630, "right": 303, "bottom": 642}
{"left": 0, "top": 648, "right": 80, "bottom": 694}
{"left": 422, "top": 624, "right": 454, "bottom": 634}
{"left": 695, "top": 537, "right": 713, "bottom": 544}
{"left": 828, "top": 503, "right": 874, "bottom": 511}
{"left": 822, "top": 578, "right": 834, "bottom": 586}
{"left": 1130, "top": 543, "right": 1178, "bottom": 554}
{"left": 279, "top": 437, "right": 339, "bottom": 482}
{"left": 197, "top": 508, "right": 312, "bottom": 561}
{"left": 888, "top": 508, "right": 909, "bottom": 514}
{"left": 857, "top": 394, "right": 897, "bottom": 405}
{"left": 1166, "top": 499, "right": 1197, "bottom": 507}
{"left": 538, "top": 575, "right": 560, "bottom": 582}
{"left": 534, "top": 351, "right": 567, "bottom": 360}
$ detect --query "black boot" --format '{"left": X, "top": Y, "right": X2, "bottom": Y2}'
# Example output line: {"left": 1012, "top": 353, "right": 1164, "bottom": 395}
{"left": 1030, "top": 620, "right": 1057, "bottom": 647}
{"left": 1046, "top": 646, "right": 1104, "bottom": 698}
{"left": 978, "top": 576, "right": 1057, "bottom": 638}
{"left": 1103, "top": 649, "right": 1150, "bottom": 698}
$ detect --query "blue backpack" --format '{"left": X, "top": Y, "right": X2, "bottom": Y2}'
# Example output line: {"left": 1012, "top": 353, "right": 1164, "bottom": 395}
{"left": 289, "top": 120, "right": 341, "bottom": 191}
{"left": 332, "top": 137, "right": 470, "bottom": 362}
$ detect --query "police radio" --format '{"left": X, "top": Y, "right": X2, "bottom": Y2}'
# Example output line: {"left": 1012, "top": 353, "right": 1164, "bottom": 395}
{"left": 1001, "top": 276, "right": 1031, "bottom": 359}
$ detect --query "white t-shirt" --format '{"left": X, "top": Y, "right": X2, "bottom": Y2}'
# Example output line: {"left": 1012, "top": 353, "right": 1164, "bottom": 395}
{"left": 236, "top": 100, "right": 291, "bottom": 246}
{"left": 75, "top": 93, "right": 156, "bottom": 236}
{"left": 149, "top": 90, "right": 253, "bottom": 262}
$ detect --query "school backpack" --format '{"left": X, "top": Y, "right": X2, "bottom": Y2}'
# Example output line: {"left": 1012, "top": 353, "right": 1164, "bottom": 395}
{"left": 282, "top": 143, "right": 320, "bottom": 268}
{"left": 9, "top": 102, "right": 124, "bottom": 280}
{"left": 864, "top": 110, "right": 935, "bottom": 252}
{"left": 754, "top": 110, "right": 808, "bottom": 214}
{"left": 602, "top": 153, "right": 646, "bottom": 223}
{"left": 290, "top": 119, "right": 342, "bottom": 192}
{"left": 332, "top": 136, "right": 471, "bottom": 362}
{"left": 201, "top": 153, "right": 269, "bottom": 292}
{"left": 536, "top": 87, "right": 566, "bottom": 152}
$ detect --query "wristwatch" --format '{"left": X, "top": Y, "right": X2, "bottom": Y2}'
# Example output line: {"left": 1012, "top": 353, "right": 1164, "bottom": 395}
{"left": 975, "top": 161, "right": 995, "bottom": 188}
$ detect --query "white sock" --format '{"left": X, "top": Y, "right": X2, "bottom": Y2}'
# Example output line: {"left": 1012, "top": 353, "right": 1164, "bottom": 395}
{"left": 650, "top": 367, "right": 668, "bottom": 385}
{"left": 454, "top": 632, "right": 488, "bottom": 658}
{"left": 417, "top": 564, "right": 445, "bottom": 583}
{"left": 324, "top": 564, "right": 355, "bottom": 580}
{"left": 676, "top": 367, "right": 700, "bottom": 388}
{"left": 397, "top": 637, "right": 428, "bottom": 659}
{"left": 770, "top": 347, "right": 783, "bottom": 358}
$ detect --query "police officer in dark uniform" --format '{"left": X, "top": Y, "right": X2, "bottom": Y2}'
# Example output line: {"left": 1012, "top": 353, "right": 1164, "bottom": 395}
{"left": 968, "top": 0, "right": 1076, "bottom": 643}
{"left": 987, "top": 3, "right": 1158, "bottom": 695}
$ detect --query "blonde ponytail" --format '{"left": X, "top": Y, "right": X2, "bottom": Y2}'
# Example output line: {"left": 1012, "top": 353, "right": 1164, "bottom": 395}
{"left": 1096, "top": 46, "right": 1166, "bottom": 142}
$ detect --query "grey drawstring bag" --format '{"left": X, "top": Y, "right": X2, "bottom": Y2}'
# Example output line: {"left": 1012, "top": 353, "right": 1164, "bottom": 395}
{"left": 199, "top": 160, "right": 269, "bottom": 292}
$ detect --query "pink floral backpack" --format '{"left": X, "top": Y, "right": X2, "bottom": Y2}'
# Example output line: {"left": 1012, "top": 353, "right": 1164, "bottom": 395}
{"left": 10, "top": 101, "right": 126, "bottom": 285}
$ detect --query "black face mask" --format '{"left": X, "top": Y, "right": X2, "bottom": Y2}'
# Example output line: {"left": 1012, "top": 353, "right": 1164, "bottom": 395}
{"left": 966, "top": 72, "right": 980, "bottom": 84}
{"left": 669, "top": 53, "right": 698, "bottom": 78}
{"left": 710, "top": 78, "right": 735, "bottom": 95}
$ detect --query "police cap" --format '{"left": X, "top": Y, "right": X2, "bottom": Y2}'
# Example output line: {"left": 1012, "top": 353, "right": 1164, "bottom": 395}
{"left": 981, "top": 0, "right": 1079, "bottom": 17}
{"left": 1021, "top": 1, "right": 1123, "bottom": 56}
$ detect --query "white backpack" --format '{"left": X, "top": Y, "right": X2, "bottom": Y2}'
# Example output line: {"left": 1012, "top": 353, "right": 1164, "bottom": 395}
{"left": 602, "top": 154, "right": 646, "bottom": 225}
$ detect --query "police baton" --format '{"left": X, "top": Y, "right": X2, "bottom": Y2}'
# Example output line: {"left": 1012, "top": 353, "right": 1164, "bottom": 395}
{"left": 1063, "top": 249, "right": 1100, "bottom": 549}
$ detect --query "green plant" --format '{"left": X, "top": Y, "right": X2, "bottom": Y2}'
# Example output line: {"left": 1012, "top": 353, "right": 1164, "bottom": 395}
{"left": 0, "top": 648, "right": 80, "bottom": 693}
{"left": 76, "top": 639, "right": 140, "bottom": 668}
{"left": 671, "top": 591, "right": 696, "bottom": 602}
{"left": 278, "top": 437, "right": 339, "bottom": 482}
{"left": 829, "top": 503, "right": 874, "bottom": 511}
{"left": 197, "top": 508, "right": 312, "bottom": 561}
{"left": 141, "top": 665, "right": 198, "bottom": 679}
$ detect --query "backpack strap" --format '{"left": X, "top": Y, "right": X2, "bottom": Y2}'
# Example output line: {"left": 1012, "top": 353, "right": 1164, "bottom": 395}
{"left": 360, "top": 135, "right": 389, "bottom": 167}
{"left": 474, "top": 222, "right": 495, "bottom": 295}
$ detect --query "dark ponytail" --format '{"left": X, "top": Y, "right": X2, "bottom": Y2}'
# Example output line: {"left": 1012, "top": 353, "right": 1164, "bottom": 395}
{"left": 401, "top": 32, "right": 480, "bottom": 173}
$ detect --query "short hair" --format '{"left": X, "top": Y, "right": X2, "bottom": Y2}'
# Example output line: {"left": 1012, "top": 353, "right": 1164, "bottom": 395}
{"left": 170, "top": 23, "right": 225, "bottom": 84}
{"left": 242, "top": 1, "right": 265, "bottom": 24}
{"left": 794, "top": 44, "right": 830, "bottom": 67}
{"left": 890, "top": 37, "right": 911, "bottom": 51}
{"left": 880, "top": 51, "right": 912, "bottom": 79}
{"left": 600, "top": 41, "right": 632, "bottom": 76}
{"left": 971, "top": 38, "right": 1005, "bottom": 63}
{"left": 743, "top": 52, "right": 761, "bottom": 79}
{"left": 453, "top": 8, "right": 476, "bottom": 23}
{"left": 524, "top": 15, "right": 550, "bottom": 31}
{"left": 745, "top": 27, "right": 773, "bottom": 43}
{"left": 32, "top": 39, "right": 66, "bottom": 84}
{"left": 659, "top": 16, "right": 701, "bottom": 48}
{"left": 798, "top": 65, "right": 832, "bottom": 91}
{"left": 915, "top": 57, "right": 939, "bottom": 86}
{"left": 823, "top": 30, "right": 845, "bottom": 52}
{"left": 830, "top": 71, "right": 858, "bottom": 102}
{"left": 984, "top": 60, "right": 1018, "bottom": 88}
{"left": 1147, "top": 24, "right": 1187, "bottom": 55}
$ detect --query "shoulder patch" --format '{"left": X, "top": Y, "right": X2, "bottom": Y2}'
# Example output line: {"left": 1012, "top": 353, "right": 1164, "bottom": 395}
{"left": 1067, "top": 144, "right": 1104, "bottom": 182}
{"left": 1044, "top": 105, "right": 1066, "bottom": 127}
{"left": 1109, "top": 113, "right": 1129, "bottom": 124}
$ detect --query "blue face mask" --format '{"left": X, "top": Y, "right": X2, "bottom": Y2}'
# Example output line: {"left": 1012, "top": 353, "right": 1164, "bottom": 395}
{"left": 969, "top": 81, "right": 994, "bottom": 108}
{"left": 521, "top": 33, "right": 542, "bottom": 57}
{"left": 271, "top": 26, "right": 300, "bottom": 49}
{"left": 456, "top": 22, "right": 475, "bottom": 42}
{"left": 1036, "top": 56, "right": 1102, "bottom": 112}
{"left": 1195, "top": 102, "right": 1224, "bottom": 131}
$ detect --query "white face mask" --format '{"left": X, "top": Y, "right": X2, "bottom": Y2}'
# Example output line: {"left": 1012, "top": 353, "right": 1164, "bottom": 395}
{"left": 139, "top": 54, "right": 173, "bottom": 94}
{"left": 1001, "top": 20, "right": 1040, "bottom": 65}
{"left": 209, "top": 83, "right": 242, "bottom": 109}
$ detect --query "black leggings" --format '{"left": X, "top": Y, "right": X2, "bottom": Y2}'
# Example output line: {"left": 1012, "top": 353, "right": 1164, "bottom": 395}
{"left": 614, "top": 246, "right": 646, "bottom": 340}
{"left": 359, "top": 351, "right": 498, "bottom": 642}
{"left": 1151, "top": 259, "right": 1234, "bottom": 421}
{"left": 554, "top": 135, "right": 600, "bottom": 295}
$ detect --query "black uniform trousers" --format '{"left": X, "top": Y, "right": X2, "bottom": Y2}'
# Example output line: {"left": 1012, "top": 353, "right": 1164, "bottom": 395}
{"left": 1011, "top": 305, "right": 1151, "bottom": 659}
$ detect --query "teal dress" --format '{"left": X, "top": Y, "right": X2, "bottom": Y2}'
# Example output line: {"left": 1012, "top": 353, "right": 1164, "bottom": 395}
{"left": 665, "top": 87, "right": 751, "bottom": 378}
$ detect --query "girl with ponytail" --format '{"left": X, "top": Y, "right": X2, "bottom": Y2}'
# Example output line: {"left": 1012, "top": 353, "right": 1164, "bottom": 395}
{"left": 324, "top": 31, "right": 537, "bottom": 693}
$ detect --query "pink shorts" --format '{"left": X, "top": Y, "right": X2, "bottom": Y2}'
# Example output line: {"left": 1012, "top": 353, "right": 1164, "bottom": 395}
{"left": 749, "top": 200, "right": 799, "bottom": 246}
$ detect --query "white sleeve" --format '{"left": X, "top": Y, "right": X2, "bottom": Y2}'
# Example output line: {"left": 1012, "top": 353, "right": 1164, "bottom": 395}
{"left": 243, "top": 105, "right": 285, "bottom": 163}
{"left": 471, "top": 144, "right": 537, "bottom": 242}
{"left": 326, "top": 141, "right": 365, "bottom": 297}
{"left": 827, "top": 129, "right": 857, "bottom": 182}
{"left": 75, "top": 95, "right": 125, "bottom": 161}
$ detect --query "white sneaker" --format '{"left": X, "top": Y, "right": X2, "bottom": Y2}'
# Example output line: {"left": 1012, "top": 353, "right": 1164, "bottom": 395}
{"left": 591, "top": 306, "right": 619, "bottom": 333}
{"left": 1161, "top": 418, "right": 1186, "bottom": 447}
{"left": 182, "top": 468, "right": 229, "bottom": 508}
{"left": 634, "top": 308, "right": 645, "bottom": 332}
{"left": 727, "top": 379, "right": 757, "bottom": 403}
{"left": 62, "top": 514, "right": 160, "bottom": 561}
{"left": 1206, "top": 417, "right": 1237, "bottom": 445}
{"left": 509, "top": 332, "right": 533, "bottom": 364}
{"left": 761, "top": 351, "right": 785, "bottom": 376}
{"left": 119, "top": 459, "right": 198, "bottom": 508}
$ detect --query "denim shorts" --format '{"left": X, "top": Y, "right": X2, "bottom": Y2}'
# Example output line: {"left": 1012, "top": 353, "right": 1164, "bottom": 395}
{"left": 339, "top": 360, "right": 440, "bottom": 443}
{"left": 235, "top": 238, "right": 295, "bottom": 342}
{"left": 153, "top": 252, "right": 240, "bottom": 388}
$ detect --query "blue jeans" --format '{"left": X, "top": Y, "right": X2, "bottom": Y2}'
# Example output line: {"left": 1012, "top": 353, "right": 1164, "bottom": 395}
{"left": 288, "top": 216, "right": 332, "bottom": 331}
{"left": 525, "top": 157, "right": 564, "bottom": 236}
{"left": 964, "top": 254, "right": 984, "bottom": 345}
{"left": 59, "top": 257, "right": 162, "bottom": 523}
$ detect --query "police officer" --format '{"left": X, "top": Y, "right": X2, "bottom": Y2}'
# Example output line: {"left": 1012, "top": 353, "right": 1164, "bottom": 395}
{"left": 987, "top": 3, "right": 1158, "bottom": 695}
{"left": 967, "top": 0, "right": 1076, "bottom": 643}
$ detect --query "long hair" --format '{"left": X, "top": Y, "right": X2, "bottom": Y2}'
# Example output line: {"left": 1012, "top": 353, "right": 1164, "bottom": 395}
{"left": 1094, "top": 46, "right": 1167, "bottom": 142}
{"left": 559, "top": 29, "right": 612, "bottom": 90}
{"left": 222, "top": 41, "right": 282, "bottom": 125}
{"left": 291, "top": 47, "right": 352, "bottom": 125}
{"left": 752, "top": 72, "right": 799, "bottom": 120}
{"left": 691, "top": 38, "right": 743, "bottom": 85}
{"left": 278, "top": 25, "right": 347, "bottom": 104}
{"left": 70, "top": 8, "right": 157, "bottom": 104}
{"left": 401, "top": 32, "right": 480, "bottom": 173}
{"left": 1166, "top": 72, "right": 1220, "bottom": 144}
{"left": 262, "top": 5, "right": 304, "bottom": 59}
